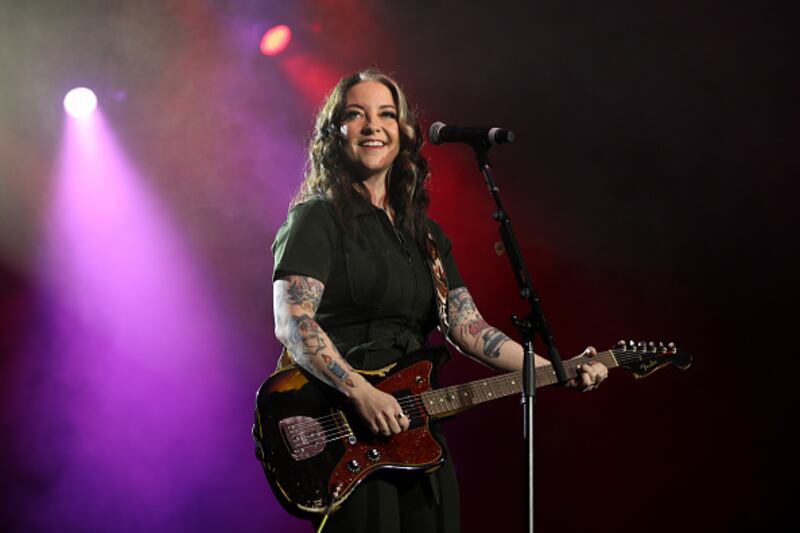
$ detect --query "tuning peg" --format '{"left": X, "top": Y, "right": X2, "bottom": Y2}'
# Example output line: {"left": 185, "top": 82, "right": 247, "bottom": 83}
{"left": 637, "top": 341, "right": 646, "bottom": 352}
{"left": 628, "top": 340, "right": 636, "bottom": 350}
{"left": 648, "top": 341, "right": 657, "bottom": 353}
{"left": 658, "top": 341, "right": 666, "bottom": 353}
{"left": 667, "top": 342, "right": 676, "bottom": 353}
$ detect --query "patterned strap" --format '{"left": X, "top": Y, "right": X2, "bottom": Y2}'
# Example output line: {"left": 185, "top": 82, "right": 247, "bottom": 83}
{"left": 425, "top": 226, "right": 450, "bottom": 340}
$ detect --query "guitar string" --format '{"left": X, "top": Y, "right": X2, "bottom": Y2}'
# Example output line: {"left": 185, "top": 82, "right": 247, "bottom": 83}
{"left": 284, "top": 348, "right": 667, "bottom": 440}
{"left": 301, "top": 403, "right": 430, "bottom": 444}
{"left": 280, "top": 350, "right": 674, "bottom": 440}
{"left": 281, "top": 395, "right": 428, "bottom": 435}
{"left": 312, "top": 397, "right": 433, "bottom": 443}
{"left": 287, "top": 349, "right": 616, "bottom": 432}
{"left": 281, "top": 349, "right": 668, "bottom": 439}
{"left": 283, "top": 396, "right": 431, "bottom": 444}
{"left": 304, "top": 349, "right": 674, "bottom": 444}
{"left": 314, "top": 396, "right": 433, "bottom": 442}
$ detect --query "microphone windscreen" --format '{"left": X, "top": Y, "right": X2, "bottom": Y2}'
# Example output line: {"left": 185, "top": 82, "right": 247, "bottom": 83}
{"left": 428, "top": 122, "right": 446, "bottom": 145}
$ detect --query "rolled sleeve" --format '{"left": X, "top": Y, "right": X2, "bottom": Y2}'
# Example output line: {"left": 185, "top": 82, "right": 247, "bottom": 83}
{"left": 272, "top": 199, "right": 339, "bottom": 284}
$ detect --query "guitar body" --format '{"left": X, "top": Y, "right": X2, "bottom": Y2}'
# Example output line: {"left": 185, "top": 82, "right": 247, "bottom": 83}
{"left": 253, "top": 349, "right": 448, "bottom": 518}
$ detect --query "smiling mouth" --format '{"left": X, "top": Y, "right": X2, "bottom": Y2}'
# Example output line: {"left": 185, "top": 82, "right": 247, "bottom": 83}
{"left": 359, "top": 140, "right": 386, "bottom": 147}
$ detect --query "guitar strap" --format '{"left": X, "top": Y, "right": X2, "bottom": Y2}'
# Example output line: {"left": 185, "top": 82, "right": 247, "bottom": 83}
{"left": 424, "top": 225, "right": 451, "bottom": 341}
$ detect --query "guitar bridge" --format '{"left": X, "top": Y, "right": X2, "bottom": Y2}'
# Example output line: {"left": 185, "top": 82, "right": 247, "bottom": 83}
{"left": 278, "top": 416, "right": 326, "bottom": 461}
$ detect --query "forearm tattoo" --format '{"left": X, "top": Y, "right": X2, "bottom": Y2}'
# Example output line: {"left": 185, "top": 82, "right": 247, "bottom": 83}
{"left": 481, "top": 328, "right": 511, "bottom": 358}
{"left": 448, "top": 287, "right": 510, "bottom": 359}
{"left": 276, "top": 276, "right": 355, "bottom": 389}
{"left": 322, "top": 354, "right": 355, "bottom": 388}
{"left": 289, "top": 315, "right": 327, "bottom": 357}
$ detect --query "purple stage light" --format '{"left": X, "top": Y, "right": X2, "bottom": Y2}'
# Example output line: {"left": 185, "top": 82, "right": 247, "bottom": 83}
{"left": 63, "top": 87, "right": 97, "bottom": 118}
{"left": 23, "top": 110, "right": 260, "bottom": 531}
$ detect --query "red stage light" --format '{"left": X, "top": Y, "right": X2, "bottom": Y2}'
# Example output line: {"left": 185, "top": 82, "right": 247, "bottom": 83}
{"left": 260, "top": 24, "right": 292, "bottom": 56}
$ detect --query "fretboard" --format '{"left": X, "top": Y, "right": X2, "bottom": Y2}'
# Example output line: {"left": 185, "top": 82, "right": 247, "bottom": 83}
{"left": 420, "top": 350, "right": 619, "bottom": 418}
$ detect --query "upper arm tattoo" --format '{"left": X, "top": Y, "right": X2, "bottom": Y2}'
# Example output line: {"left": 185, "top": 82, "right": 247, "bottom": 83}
{"left": 282, "top": 276, "right": 325, "bottom": 314}
{"left": 449, "top": 287, "right": 477, "bottom": 317}
{"left": 448, "top": 287, "right": 511, "bottom": 358}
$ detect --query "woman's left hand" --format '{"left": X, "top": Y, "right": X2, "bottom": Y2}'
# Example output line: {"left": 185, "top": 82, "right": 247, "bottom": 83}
{"left": 567, "top": 346, "right": 609, "bottom": 392}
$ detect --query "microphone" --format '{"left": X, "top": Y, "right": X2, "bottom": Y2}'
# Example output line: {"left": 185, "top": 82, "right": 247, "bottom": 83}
{"left": 428, "top": 121, "right": 515, "bottom": 145}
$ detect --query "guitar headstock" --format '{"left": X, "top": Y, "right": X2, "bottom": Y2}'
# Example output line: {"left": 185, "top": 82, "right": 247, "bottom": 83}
{"left": 613, "top": 340, "right": 692, "bottom": 379}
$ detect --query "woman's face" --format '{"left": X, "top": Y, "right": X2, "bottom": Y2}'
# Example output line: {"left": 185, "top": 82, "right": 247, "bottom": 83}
{"left": 339, "top": 80, "right": 400, "bottom": 183}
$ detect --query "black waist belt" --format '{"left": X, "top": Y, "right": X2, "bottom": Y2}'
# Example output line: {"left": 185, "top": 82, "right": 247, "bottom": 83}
{"left": 328, "top": 323, "right": 425, "bottom": 370}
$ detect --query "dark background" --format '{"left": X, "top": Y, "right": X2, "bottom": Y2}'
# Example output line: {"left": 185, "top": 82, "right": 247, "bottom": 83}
{"left": 1, "top": 1, "right": 796, "bottom": 531}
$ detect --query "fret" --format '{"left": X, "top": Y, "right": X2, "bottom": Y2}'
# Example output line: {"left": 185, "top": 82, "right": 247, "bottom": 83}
{"left": 422, "top": 350, "right": 620, "bottom": 419}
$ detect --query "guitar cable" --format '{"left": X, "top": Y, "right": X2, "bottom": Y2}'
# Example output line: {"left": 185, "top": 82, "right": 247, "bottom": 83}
{"left": 316, "top": 510, "right": 331, "bottom": 533}
{"left": 316, "top": 483, "right": 342, "bottom": 533}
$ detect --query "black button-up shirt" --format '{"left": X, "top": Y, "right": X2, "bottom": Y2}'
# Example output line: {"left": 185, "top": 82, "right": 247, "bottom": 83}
{"left": 272, "top": 197, "right": 464, "bottom": 369}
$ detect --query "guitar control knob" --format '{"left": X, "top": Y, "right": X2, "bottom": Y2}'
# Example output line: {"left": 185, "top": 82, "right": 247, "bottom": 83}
{"left": 346, "top": 459, "right": 361, "bottom": 473}
{"left": 366, "top": 449, "right": 381, "bottom": 462}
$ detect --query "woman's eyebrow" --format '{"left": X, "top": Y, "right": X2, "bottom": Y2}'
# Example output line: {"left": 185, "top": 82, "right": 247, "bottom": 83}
{"left": 343, "top": 103, "right": 396, "bottom": 110}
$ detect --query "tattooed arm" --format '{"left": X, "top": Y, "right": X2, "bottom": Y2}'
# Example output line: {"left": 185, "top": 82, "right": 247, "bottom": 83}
{"left": 273, "top": 275, "right": 359, "bottom": 391}
{"left": 273, "top": 275, "right": 410, "bottom": 434}
{"left": 447, "top": 287, "right": 609, "bottom": 388}
{"left": 446, "top": 287, "right": 548, "bottom": 371}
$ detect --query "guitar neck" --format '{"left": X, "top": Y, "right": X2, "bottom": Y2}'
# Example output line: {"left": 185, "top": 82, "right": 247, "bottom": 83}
{"left": 421, "top": 350, "right": 620, "bottom": 418}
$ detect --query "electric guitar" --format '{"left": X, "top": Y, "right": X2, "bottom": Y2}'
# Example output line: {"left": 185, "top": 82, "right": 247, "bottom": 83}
{"left": 253, "top": 340, "right": 691, "bottom": 518}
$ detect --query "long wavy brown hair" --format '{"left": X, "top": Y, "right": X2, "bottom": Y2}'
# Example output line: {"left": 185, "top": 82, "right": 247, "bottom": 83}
{"left": 292, "top": 69, "right": 431, "bottom": 255}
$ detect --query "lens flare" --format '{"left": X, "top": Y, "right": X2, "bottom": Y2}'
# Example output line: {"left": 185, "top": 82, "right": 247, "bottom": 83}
{"left": 63, "top": 87, "right": 98, "bottom": 118}
{"left": 260, "top": 24, "right": 292, "bottom": 56}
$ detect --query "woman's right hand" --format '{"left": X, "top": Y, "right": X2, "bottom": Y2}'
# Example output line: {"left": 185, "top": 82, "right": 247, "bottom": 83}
{"left": 349, "top": 382, "right": 410, "bottom": 436}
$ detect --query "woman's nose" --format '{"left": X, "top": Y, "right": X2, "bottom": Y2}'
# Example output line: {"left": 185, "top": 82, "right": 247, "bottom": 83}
{"left": 361, "top": 113, "right": 380, "bottom": 133}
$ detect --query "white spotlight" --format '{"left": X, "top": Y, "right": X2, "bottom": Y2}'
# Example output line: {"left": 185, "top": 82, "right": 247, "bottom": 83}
{"left": 63, "top": 88, "right": 98, "bottom": 118}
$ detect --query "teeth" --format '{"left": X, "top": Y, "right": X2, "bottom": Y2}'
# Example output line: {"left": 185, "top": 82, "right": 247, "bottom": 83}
{"left": 361, "top": 141, "right": 384, "bottom": 147}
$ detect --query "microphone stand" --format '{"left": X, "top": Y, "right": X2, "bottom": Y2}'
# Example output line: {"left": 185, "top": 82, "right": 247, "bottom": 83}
{"left": 470, "top": 141, "right": 569, "bottom": 533}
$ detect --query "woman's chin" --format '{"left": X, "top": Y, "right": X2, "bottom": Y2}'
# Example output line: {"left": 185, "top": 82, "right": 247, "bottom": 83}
{"left": 348, "top": 165, "right": 391, "bottom": 184}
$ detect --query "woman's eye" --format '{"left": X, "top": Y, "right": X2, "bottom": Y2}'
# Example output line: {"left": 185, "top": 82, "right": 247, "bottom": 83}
{"left": 343, "top": 110, "right": 362, "bottom": 120}
{"left": 382, "top": 111, "right": 397, "bottom": 119}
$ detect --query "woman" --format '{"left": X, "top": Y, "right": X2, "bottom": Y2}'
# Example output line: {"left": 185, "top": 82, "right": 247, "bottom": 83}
{"left": 271, "top": 69, "right": 608, "bottom": 532}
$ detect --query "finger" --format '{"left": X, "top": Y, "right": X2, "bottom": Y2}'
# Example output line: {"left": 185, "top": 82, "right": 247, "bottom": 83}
{"left": 583, "top": 346, "right": 597, "bottom": 357}
{"left": 577, "top": 364, "right": 597, "bottom": 389}
{"left": 587, "top": 361, "right": 609, "bottom": 382}
{"left": 397, "top": 412, "right": 410, "bottom": 431}
{"left": 384, "top": 411, "right": 402, "bottom": 435}
{"left": 373, "top": 415, "right": 390, "bottom": 435}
